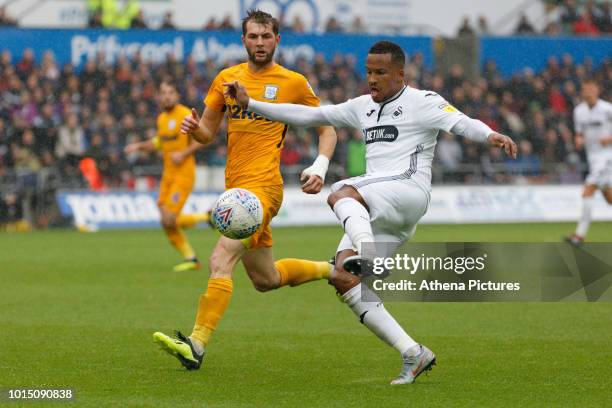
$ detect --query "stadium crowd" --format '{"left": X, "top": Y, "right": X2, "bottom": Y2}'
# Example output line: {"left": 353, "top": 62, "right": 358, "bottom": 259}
{"left": 0, "top": 45, "right": 610, "bottom": 226}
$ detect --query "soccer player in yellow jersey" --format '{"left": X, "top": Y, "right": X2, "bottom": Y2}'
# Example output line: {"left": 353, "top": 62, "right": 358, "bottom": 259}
{"left": 153, "top": 10, "right": 337, "bottom": 369}
{"left": 124, "top": 80, "right": 209, "bottom": 272}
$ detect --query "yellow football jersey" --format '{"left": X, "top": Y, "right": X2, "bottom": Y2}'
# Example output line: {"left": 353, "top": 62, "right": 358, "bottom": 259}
{"left": 156, "top": 103, "right": 194, "bottom": 177}
{"left": 204, "top": 63, "right": 320, "bottom": 188}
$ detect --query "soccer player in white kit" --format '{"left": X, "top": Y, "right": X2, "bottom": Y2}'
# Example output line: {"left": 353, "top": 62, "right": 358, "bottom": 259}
{"left": 566, "top": 79, "right": 612, "bottom": 246}
{"left": 225, "top": 41, "right": 517, "bottom": 384}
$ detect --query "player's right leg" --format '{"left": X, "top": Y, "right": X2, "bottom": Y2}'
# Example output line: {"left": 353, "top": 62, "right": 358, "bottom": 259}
{"left": 327, "top": 185, "right": 374, "bottom": 256}
{"left": 154, "top": 236, "right": 246, "bottom": 370}
{"left": 566, "top": 183, "right": 598, "bottom": 246}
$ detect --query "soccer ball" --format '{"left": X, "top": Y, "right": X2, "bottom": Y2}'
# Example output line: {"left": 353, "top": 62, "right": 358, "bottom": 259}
{"left": 211, "top": 188, "right": 263, "bottom": 240}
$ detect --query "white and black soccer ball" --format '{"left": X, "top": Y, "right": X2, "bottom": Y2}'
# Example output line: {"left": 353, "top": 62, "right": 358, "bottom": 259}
{"left": 211, "top": 188, "right": 263, "bottom": 240}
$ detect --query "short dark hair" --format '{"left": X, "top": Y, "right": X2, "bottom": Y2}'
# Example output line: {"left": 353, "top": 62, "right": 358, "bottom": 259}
{"left": 242, "top": 9, "right": 279, "bottom": 35}
{"left": 368, "top": 41, "right": 405, "bottom": 67}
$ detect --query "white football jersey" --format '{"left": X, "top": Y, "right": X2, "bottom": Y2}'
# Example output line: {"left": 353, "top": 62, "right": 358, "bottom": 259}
{"left": 573, "top": 99, "right": 612, "bottom": 163}
{"left": 319, "top": 86, "right": 464, "bottom": 191}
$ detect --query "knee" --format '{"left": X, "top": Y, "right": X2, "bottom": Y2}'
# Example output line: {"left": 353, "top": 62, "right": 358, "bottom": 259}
{"left": 329, "top": 267, "right": 360, "bottom": 294}
{"left": 160, "top": 212, "right": 177, "bottom": 229}
{"left": 327, "top": 190, "right": 343, "bottom": 209}
{"left": 251, "top": 275, "right": 279, "bottom": 292}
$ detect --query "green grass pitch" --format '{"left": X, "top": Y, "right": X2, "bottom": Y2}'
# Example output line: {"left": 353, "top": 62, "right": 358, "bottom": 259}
{"left": 1, "top": 222, "right": 611, "bottom": 407}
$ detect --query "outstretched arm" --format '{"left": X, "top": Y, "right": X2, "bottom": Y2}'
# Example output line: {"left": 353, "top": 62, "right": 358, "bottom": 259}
{"left": 451, "top": 116, "right": 518, "bottom": 159}
{"left": 224, "top": 80, "right": 333, "bottom": 127}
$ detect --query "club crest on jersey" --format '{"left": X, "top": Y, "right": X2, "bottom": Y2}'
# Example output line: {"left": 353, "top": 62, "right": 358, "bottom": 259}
{"left": 392, "top": 106, "right": 403, "bottom": 119}
{"left": 168, "top": 119, "right": 176, "bottom": 130}
{"left": 263, "top": 85, "right": 279, "bottom": 100}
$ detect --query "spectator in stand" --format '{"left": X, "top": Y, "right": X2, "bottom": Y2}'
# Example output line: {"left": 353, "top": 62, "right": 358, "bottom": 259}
{"left": 289, "top": 15, "right": 306, "bottom": 33}
{"left": 436, "top": 132, "right": 463, "bottom": 183}
{"left": 160, "top": 11, "right": 176, "bottom": 29}
{"left": 56, "top": 113, "right": 86, "bottom": 173}
{"left": 348, "top": 16, "right": 366, "bottom": 34}
{"left": 0, "top": 5, "right": 17, "bottom": 26}
{"left": 515, "top": 13, "right": 537, "bottom": 35}
{"left": 477, "top": 15, "right": 490, "bottom": 35}
{"left": 325, "top": 16, "right": 343, "bottom": 33}
{"left": 586, "top": 0, "right": 610, "bottom": 33}
{"left": 574, "top": 12, "right": 599, "bottom": 35}
{"left": 131, "top": 10, "right": 148, "bottom": 29}
{"left": 218, "top": 14, "right": 234, "bottom": 30}
{"left": 457, "top": 16, "right": 475, "bottom": 37}
{"left": 203, "top": 17, "right": 218, "bottom": 30}
{"left": 16, "top": 49, "right": 35, "bottom": 81}
{"left": 559, "top": 0, "right": 580, "bottom": 32}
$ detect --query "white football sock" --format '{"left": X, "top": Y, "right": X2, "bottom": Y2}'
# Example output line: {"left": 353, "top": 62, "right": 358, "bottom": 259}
{"left": 342, "top": 283, "right": 417, "bottom": 355}
{"left": 333, "top": 197, "right": 374, "bottom": 254}
{"left": 575, "top": 196, "right": 594, "bottom": 237}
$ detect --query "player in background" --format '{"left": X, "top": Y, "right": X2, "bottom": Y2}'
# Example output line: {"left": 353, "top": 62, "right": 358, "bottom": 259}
{"left": 225, "top": 40, "right": 517, "bottom": 384}
{"left": 152, "top": 10, "right": 337, "bottom": 369}
{"left": 124, "top": 80, "right": 209, "bottom": 272}
{"left": 565, "top": 79, "right": 612, "bottom": 246}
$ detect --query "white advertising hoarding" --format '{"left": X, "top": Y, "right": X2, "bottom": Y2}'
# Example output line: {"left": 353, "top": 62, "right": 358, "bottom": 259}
{"left": 57, "top": 185, "right": 612, "bottom": 230}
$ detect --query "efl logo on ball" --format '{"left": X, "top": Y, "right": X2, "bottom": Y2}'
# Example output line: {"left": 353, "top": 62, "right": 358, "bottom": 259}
{"left": 211, "top": 188, "right": 263, "bottom": 240}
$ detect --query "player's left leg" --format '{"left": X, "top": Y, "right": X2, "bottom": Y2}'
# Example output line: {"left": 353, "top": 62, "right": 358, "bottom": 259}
{"left": 331, "top": 245, "right": 435, "bottom": 385}
{"left": 241, "top": 246, "right": 331, "bottom": 292}
{"left": 242, "top": 185, "right": 332, "bottom": 291}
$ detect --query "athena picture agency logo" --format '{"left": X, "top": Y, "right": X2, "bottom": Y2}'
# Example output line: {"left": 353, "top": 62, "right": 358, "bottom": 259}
{"left": 359, "top": 242, "right": 612, "bottom": 302}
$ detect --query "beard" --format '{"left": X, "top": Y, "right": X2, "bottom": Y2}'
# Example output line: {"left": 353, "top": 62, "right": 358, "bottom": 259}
{"left": 246, "top": 46, "right": 275, "bottom": 67}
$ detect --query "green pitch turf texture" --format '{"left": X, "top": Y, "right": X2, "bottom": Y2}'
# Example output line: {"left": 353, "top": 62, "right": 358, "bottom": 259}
{"left": 1, "top": 222, "right": 611, "bottom": 407}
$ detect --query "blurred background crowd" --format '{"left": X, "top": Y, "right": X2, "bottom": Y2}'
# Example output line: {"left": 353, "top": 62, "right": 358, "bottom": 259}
{"left": 1, "top": 47, "right": 610, "bottom": 190}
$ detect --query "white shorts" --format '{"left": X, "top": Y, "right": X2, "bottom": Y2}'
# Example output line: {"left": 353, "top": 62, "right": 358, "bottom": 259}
{"left": 331, "top": 172, "right": 430, "bottom": 255}
{"left": 586, "top": 157, "right": 612, "bottom": 189}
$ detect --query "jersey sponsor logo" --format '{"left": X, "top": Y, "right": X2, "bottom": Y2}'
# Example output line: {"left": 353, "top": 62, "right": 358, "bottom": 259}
{"left": 160, "top": 135, "right": 178, "bottom": 141}
{"left": 263, "top": 84, "right": 279, "bottom": 100}
{"left": 226, "top": 104, "right": 271, "bottom": 121}
{"left": 364, "top": 125, "right": 399, "bottom": 144}
{"left": 585, "top": 120, "right": 603, "bottom": 128}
